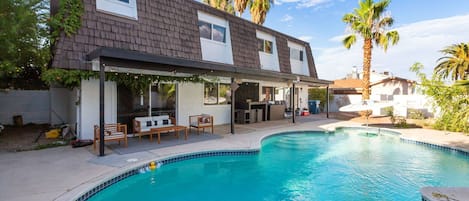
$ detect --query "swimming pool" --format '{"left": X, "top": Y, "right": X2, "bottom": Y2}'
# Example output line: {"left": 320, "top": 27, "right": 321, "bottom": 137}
{"left": 87, "top": 128, "right": 469, "bottom": 200}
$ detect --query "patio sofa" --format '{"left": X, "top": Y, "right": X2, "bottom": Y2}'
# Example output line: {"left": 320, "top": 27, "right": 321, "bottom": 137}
{"left": 133, "top": 115, "right": 176, "bottom": 141}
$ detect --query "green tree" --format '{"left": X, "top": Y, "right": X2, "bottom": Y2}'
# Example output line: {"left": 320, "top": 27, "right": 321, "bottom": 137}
{"left": 203, "top": 0, "right": 235, "bottom": 14}
{"left": 249, "top": 0, "right": 274, "bottom": 25}
{"left": 434, "top": 42, "right": 469, "bottom": 81}
{"left": 308, "top": 88, "right": 333, "bottom": 112}
{"left": 0, "top": 0, "right": 49, "bottom": 89}
{"left": 410, "top": 62, "right": 469, "bottom": 133}
{"left": 342, "top": 0, "right": 399, "bottom": 100}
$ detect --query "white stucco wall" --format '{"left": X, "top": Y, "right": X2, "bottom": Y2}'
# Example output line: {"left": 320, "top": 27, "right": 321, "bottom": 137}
{"left": 50, "top": 87, "right": 71, "bottom": 125}
{"left": 68, "top": 88, "right": 79, "bottom": 135}
{"left": 79, "top": 79, "right": 117, "bottom": 140}
{"left": 0, "top": 90, "right": 50, "bottom": 125}
{"left": 177, "top": 82, "right": 231, "bottom": 127}
{"left": 371, "top": 80, "right": 413, "bottom": 97}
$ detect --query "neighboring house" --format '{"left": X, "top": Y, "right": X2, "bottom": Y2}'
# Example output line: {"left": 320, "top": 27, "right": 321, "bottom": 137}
{"left": 50, "top": 0, "right": 330, "bottom": 140}
{"left": 330, "top": 69, "right": 415, "bottom": 98}
{"left": 329, "top": 68, "right": 426, "bottom": 116}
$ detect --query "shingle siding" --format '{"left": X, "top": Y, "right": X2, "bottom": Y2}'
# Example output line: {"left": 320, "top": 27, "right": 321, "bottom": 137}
{"left": 275, "top": 35, "right": 291, "bottom": 74}
{"left": 51, "top": 0, "right": 318, "bottom": 79}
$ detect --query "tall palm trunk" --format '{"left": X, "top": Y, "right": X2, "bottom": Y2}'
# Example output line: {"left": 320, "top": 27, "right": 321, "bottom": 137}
{"left": 362, "top": 38, "right": 373, "bottom": 100}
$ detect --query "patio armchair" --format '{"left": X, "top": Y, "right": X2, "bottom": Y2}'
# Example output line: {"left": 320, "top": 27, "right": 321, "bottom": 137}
{"left": 93, "top": 123, "right": 128, "bottom": 149}
{"left": 189, "top": 114, "right": 214, "bottom": 135}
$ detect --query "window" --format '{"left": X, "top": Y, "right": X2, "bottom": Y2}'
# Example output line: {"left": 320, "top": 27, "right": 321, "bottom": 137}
{"left": 258, "top": 39, "right": 273, "bottom": 54}
{"left": 262, "top": 86, "right": 275, "bottom": 102}
{"left": 204, "top": 83, "right": 231, "bottom": 105}
{"left": 96, "top": 0, "right": 138, "bottom": 20}
{"left": 290, "top": 48, "right": 303, "bottom": 61}
{"left": 198, "top": 21, "right": 226, "bottom": 43}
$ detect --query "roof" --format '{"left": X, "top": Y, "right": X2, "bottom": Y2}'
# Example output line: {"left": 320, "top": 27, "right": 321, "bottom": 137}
{"left": 329, "top": 79, "right": 363, "bottom": 89}
{"left": 50, "top": 0, "right": 326, "bottom": 84}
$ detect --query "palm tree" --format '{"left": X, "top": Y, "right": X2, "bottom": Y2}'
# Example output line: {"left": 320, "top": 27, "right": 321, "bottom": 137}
{"left": 249, "top": 0, "right": 274, "bottom": 25}
{"left": 203, "top": 0, "right": 235, "bottom": 15}
{"left": 342, "top": 0, "right": 399, "bottom": 100}
{"left": 434, "top": 42, "right": 469, "bottom": 81}
{"left": 234, "top": 0, "right": 250, "bottom": 17}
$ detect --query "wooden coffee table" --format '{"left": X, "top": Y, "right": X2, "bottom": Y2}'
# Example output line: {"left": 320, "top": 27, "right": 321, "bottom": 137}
{"left": 150, "top": 125, "right": 188, "bottom": 144}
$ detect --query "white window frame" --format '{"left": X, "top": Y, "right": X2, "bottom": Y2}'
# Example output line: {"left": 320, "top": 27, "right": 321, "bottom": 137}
{"left": 204, "top": 82, "right": 231, "bottom": 105}
{"left": 290, "top": 48, "right": 304, "bottom": 61}
{"left": 258, "top": 38, "right": 273, "bottom": 54}
{"left": 287, "top": 41, "right": 309, "bottom": 76}
{"left": 96, "top": 0, "right": 138, "bottom": 20}
{"left": 198, "top": 20, "right": 227, "bottom": 43}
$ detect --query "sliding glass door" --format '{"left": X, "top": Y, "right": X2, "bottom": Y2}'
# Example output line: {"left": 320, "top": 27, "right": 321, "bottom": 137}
{"left": 117, "top": 83, "right": 176, "bottom": 133}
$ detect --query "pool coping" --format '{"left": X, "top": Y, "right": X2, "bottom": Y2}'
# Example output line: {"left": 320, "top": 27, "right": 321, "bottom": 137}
{"left": 71, "top": 126, "right": 469, "bottom": 201}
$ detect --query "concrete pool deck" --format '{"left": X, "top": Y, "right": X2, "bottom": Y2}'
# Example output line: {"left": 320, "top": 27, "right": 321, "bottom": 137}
{"left": 0, "top": 117, "right": 468, "bottom": 201}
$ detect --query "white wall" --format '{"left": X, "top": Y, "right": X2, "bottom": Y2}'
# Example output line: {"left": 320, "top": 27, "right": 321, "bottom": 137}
{"left": 69, "top": 88, "right": 79, "bottom": 136}
{"left": 330, "top": 94, "right": 434, "bottom": 117}
{"left": 79, "top": 79, "right": 117, "bottom": 140}
{"left": 0, "top": 90, "right": 50, "bottom": 125}
{"left": 288, "top": 41, "right": 309, "bottom": 76}
{"left": 177, "top": 82, "right": 231, "bottom": 126}
{"left": 372, "top": 80, "right": 413, "bottom": 96}
{"left": 257, "top": 31, "right": 280, "bottom": 71}
{"left": 298, "top": 85, "right": 309, "bottom": 110}
{"left": 50, "top": 87, "right": 71, "bottom": 125}
{"left": 198, "top": 11, "right": 234, "bottom": 65}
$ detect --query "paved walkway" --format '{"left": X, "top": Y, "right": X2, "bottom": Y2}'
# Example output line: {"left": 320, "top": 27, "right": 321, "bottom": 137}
{"left": 0, "top": 117, "right": 468, "bottom": 201}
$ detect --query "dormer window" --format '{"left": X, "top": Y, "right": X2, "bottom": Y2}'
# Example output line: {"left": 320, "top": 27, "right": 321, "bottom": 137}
{"left": 256, "top": 30, "right": 279, "bottom": 71}
{"left": 258, "top": 39, "right": 273, "bottom": 54}
{"left": 288, "top": 41, "right": 309, "bottom": 76}
{"left": 198, "top": 21, "right": 226, "bottom": 43}
{"left": 197, "top": 11, "right": 233, "bottom": 64}
{"left": 96, "top": 0, "right": 138, "bottom": 20}
{"left": 290, "top": 48, "right": 303, "bottom": 61}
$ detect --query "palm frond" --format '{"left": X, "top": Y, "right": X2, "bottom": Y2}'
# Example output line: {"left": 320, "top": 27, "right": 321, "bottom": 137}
{"left": 343, "top": 35, "right": 357, "bottom": 49}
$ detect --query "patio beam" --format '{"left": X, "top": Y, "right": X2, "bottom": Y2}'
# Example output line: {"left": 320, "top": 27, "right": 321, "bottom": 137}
{"left": 90, "top": 47, "right": 331, "bottom": 85}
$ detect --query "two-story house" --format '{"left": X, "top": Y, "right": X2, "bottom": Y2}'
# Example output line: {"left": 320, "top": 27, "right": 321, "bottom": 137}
{"left": 50, "top": 0, "right": 330, "bottom": 140}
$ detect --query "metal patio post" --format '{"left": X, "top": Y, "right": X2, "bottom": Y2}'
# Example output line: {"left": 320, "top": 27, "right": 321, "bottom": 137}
{"left": 99, "top": 63, "right": 105, "bottom": 156}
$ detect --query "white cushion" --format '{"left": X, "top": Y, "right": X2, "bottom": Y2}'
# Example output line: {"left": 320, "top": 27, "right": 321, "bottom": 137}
{"left": 135, "top": 117, "right": 152, "bottom": 123}
{"left": 152, "top": 115, "right": 169, "bottom": 122}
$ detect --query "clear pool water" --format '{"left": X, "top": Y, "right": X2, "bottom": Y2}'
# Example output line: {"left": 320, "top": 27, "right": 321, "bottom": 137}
{"left": 88, "top": 128, "right": 469, "bottom": 201}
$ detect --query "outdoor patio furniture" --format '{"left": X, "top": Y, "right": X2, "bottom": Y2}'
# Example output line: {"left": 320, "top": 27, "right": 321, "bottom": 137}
{"left": 189, "top": 114, "right": 214, "bottom": 134}
{"left": 133, "top": 115, "right": 176, "bottom": 141}
{"left": 93, "top": 123, "right": 127, "bottom": 149}
{"left": 150, "top": 125, "right": 188, "bottom": 144}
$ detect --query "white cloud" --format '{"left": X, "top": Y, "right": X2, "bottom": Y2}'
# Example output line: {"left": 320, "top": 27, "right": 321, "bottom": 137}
{"left": 281, "top": 14, "right": 294, "bottom": 22}
{"left": 298, "top": 35, "right": 313, "bottom": 42}
{"left": 314, "top": 14, "right": 469, "bottom": 81}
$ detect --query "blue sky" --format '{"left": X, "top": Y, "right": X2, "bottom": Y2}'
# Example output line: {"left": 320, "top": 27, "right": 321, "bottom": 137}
{"left": 249, "top": 0, "right": 469, "bottom": 80}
